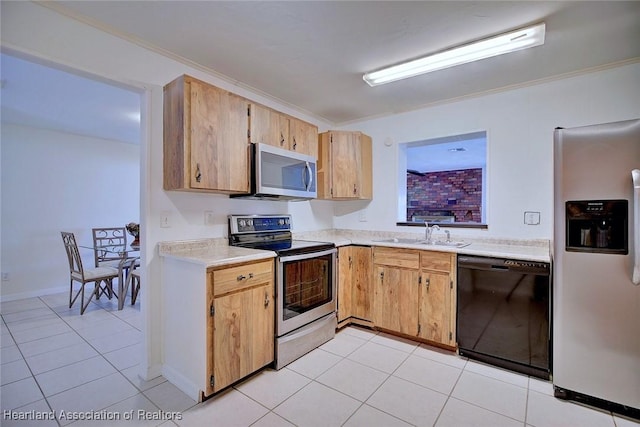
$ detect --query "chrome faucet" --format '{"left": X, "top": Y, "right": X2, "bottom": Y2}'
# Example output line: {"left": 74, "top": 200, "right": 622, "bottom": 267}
{"left": 425, "top": 223, "right": 440, "bottom": 243}
{"left": 445, "top": 230, "right": 451, "bottom": 243}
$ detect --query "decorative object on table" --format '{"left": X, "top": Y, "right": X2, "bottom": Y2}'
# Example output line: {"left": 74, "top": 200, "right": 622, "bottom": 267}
{"left": 126, "top": 222, "right": 140, "bottom": 246}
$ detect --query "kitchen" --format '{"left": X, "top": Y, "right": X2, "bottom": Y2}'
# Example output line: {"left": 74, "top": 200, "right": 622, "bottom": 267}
{"left": 1, "top": 1, "right": 640, "bottom": 425}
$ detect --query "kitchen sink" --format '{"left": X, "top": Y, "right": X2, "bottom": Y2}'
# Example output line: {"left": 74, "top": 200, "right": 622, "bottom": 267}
{"left": 374, "top": 238, "right": 422, "bottom": 244}
{"left": 374, "top": 238, "right": 470, "bottom": 248}
{"left": 426, "top": 240, "right": 471, "bottom": 248}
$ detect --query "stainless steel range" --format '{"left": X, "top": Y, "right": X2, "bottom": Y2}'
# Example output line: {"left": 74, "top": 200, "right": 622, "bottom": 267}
{"left": 228, "top": 214, "right": 337, "bottom": 369}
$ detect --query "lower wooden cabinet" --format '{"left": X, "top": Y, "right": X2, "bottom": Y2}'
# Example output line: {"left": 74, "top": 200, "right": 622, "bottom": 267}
{"left": 337, "top": 246, "right": 372, "bottom": 323}
{"left": 373, "top": 264, "right": 419, "bottom": 335}
{"left": 372, "top": 247, "right": 456, "bottom": 348}
{"left": 207, "top": 260, "right": 274, "bottom": 395}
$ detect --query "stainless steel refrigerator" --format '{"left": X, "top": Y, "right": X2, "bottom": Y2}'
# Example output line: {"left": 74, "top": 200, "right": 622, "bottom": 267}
{"left": 553, "top": 119, "right": 640, "bottom": 417}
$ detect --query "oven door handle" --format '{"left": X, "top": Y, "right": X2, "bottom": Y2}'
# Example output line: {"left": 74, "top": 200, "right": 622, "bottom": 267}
{"left": 278, "top": 248, "right": 336, "bottom": 263}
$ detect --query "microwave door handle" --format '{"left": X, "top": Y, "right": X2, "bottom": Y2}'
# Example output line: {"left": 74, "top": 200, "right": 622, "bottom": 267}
{"left": 304, "top": 162, "right": 313, "bottom": 191}
{"left": 632, "top": 169, "right": 640, "bottom": 285}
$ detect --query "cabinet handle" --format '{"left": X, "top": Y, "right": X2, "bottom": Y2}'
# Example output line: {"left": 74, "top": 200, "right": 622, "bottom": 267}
{"left": 293, "top": 137, "right": 297, "bottom": 150}
{"left": 353, "top": 184, "right": 357, "bottom": 195}
{"left": 425, "top": 278, "right": 430, "bottom": 292}
{"left": 195, "top": 163, "right": 202, "bottom": 183}
{"left": 380, "top": 271, "right": 384, "bottom": 284}
{"left": 349, "top": 256, "right": 353, "bottom": 268}
{"left": 237, "top": 273, "right": 254, "bottom": 281}
{"left": 264, "top": 292, "right": 269, "bottom": 307}
{"left": 280, "top": 133, "right": 285, "bottom": 146}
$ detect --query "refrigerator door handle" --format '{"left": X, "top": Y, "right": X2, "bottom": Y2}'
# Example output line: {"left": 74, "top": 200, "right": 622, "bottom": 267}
{"left": 633, "top": 169, "right": 640, "bottom": 285}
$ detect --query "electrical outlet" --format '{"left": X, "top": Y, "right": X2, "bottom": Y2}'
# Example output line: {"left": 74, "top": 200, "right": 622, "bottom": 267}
{"left": 524, "top": 211, "right": 540, "bottom": 225}
{"left": 205, "top": 210, "right": 215, "bottom": 226}
{"left": 160, "top": 211, "right": 171, "bottom": 228}
{"left": 1, "top": 272, "right": 9, "bottom": 281}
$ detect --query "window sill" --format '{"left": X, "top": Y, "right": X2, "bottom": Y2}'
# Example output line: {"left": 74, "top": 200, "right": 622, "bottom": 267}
{"left": 396, "top": 221, "right": 488, "bottom": 229}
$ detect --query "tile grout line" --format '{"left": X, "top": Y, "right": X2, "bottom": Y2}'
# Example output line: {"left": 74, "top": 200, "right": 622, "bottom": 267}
{"left": 2, "top": 294, "right": 158, "bottom": 426}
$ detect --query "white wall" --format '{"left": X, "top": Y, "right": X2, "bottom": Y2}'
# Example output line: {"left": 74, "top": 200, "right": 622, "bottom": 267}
{"left": 1, "top": 124, "right": 140, "bottom": 299}
{"left": 339, "top": 63, "right": 640, "bottom": 240}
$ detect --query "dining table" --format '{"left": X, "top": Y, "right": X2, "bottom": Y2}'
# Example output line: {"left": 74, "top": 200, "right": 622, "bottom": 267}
{"left": 80, "top": 243, "right": 140, "bottom": 310}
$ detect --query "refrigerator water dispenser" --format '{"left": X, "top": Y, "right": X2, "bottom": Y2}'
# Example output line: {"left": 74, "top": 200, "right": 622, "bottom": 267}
{"left": 566, "top": 199, "right": 628, "bottom": 254}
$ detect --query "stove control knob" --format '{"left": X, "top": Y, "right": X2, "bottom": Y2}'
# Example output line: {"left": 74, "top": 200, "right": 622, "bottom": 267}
{"left": 278, "top": 219, "right": 285, "bottom": 226}
{"left": 247, "top": 219, "right": 254, "bottom": 227}
{"left": 285, "top": 218, "right": 290, "bottom": 225}
{"left": 239, "top": 220, "right": 246, "bottom": 227}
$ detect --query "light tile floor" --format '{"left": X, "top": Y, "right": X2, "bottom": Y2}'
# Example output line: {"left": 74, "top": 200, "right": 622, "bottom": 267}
{"left": 2, "top": 292, "right": 639, "bottom": 427}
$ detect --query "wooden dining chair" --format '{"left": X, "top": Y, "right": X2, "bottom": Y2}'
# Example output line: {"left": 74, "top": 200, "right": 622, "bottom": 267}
{"left": 61, "top": 231, "right": 119, "bottom": 314}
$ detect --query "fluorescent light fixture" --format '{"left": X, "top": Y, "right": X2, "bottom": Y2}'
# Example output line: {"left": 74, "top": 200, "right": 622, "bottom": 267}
{"left": 363, "top": 22, "right": 545, "bottom": 86}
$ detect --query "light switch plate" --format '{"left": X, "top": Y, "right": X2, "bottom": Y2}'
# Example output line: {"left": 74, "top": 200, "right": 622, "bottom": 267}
{"left": 160, "top": 211, "right": 172, "bottom": 228}
{"left": 205, "top": 210, "right": 215, "bottom": 225}
{"left": 524, "top": 211, "right": 540, "bottom": 225}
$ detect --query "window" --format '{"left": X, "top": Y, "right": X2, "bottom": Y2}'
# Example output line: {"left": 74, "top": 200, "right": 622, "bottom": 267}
{"left": 397, "top": 131, "right": 487, "bottom": 227}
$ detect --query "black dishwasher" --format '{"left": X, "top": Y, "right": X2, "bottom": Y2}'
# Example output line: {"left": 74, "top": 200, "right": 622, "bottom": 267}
{"left": 457, "top": 256, "right": 551, "bottom": 379}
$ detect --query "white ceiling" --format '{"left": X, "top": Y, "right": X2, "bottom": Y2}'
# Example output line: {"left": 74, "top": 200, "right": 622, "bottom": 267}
{"left": 1, "top": 52, "right": 141, "bottom": 144}
{"left": 1, "top": 1, "right": 639, "bottom": 148}
{"left": 406, "top": 132, "right": 486, "bottom": 173}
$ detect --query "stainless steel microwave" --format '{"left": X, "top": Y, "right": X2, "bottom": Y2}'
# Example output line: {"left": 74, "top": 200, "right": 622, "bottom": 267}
{"left": 231, "top": 143, "right": 317, "bottom": 201}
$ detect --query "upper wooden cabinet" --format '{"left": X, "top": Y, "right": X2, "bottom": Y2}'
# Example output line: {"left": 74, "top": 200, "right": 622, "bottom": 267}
{"left": 249, "top": 104, "right": 289, "bottom": 150}
{"left": 318, "top": 131, "right": 372, "bottom": 200}
{"left": 164, "top": 75, "right": 250, "bottom": 194}
{"left": 249, "top": 103, "right": 318, "bottom": 157}
{"left": 289, "top": 117, "right": 318, "bottom": 157}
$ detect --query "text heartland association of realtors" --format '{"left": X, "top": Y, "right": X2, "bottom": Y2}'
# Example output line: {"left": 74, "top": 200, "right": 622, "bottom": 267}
{"left": 3, "top": 409, "right": 182, "bottom": 422}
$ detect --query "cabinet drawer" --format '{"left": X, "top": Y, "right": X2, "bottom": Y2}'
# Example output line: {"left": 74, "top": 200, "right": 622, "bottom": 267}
{"left": 373, "top": 247, "right": 419, "bottom": 269}
{"left": 213, "top": 260, "right": 273, "bottom": 296}
{"left": 420, "top": 251, "right": 453, "bottom": 272}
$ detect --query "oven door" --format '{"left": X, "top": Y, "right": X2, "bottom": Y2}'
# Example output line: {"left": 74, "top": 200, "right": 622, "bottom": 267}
{"left": 277, "top": 248, "right": 336, "bottom": 336}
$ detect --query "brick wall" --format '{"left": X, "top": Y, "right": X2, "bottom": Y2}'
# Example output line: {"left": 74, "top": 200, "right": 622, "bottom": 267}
{"left": 407, "top": 168, "right": 482, "bottom": 222}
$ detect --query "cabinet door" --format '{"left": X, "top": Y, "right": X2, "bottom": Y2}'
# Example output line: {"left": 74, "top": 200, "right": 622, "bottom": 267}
{"left": 190, "top": 80, "right": 249, "bottom": 192}
{"left": 337, "top": 246, "right": 353, "bottom": 322}
{"left": 351, "top": 246, "right": 372, "bottom": 321}
{"left": 331, "top": 132, "right": 361, "bottom": 198}
{"left": 418, "top": 271, "right": 453, "bottom": 346}
{"left": 373, "top": 265, "right": 419, "bottom": 335}
{"left": 213, "top": 283, "right": 274, "bottom": 392}
{"left": 250, "top": 104, "right": 289, "bottom": 149}
{"left": 290, "top": 117, "right": 318, "bottom": 157}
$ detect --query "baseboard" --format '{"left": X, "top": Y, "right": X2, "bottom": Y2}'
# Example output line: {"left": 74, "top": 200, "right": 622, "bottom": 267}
{"left": 144, "top": 363, "right": 163, "bottom": 382}
{"left": 162, "top": 364, "right": 202, "bottom": 403}
{"left": 0, "top": 285, "right": 68, "bottom": 303}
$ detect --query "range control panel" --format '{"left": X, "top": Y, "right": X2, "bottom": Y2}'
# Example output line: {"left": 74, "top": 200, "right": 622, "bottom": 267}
{"left": 229, "top": 215, "right": 291, "bottom": 234}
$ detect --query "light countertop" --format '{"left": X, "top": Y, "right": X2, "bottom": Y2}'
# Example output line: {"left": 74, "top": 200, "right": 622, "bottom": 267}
{"left": 159, "top": 231, "right": 551, "bottom": 267}
{"left": 294, "top": 230, "right": 551, "bottom": 263}
{"left": 158, "top": 238, "right": 275, "bottom": 268}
